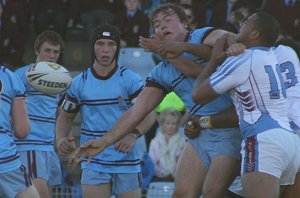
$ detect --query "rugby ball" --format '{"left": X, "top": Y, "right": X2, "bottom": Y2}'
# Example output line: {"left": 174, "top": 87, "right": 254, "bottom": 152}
{"left": 26, "top": 62, "right": 72, "bottom": 95}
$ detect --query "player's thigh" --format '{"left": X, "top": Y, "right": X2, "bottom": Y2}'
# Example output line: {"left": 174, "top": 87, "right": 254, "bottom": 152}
{"left": 173, "top": 142, "right": 208, "bottom": 198}
{"left": 32, "top": 178, "right": 50, "bottom": 198}
{"left": 82, "top": 183, "right": 111, "bottom": 198}
{"left": 281, "top": 172, "right": 300, "bottom": 198}
{"left": 116, "top": 188, "right": 141, "bottom": 198}
{"left": 203, "top": 156, "right": 240, "bottom": 197}
{"left": 16, "top": 185, "right": 40, "bottom": 198}
{"left": 242, "top": 172, "right": 280, "bottom": 198}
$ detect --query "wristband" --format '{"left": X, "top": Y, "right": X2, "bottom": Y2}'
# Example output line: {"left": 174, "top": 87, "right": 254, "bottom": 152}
{"left": 130, "top": 128, "right": 142, "bottom": 139}
{"left": 199, "top": 116, "right": 212, "bottom": 128}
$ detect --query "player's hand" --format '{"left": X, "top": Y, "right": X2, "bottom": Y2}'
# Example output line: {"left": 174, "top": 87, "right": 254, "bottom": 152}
{"left": 57, "top": 136, "right": 76, "bottom": 155}
{"left": 139, "top": 34, "right": 162, "bottom": 53}
{"left": 210, "top": 34, "right": 229, "bottom": 65}
{"left": 159, "top": 40, "right": 184, "bottom": 59}
{"left": 115, "top": 134, "right": 137, "bottom": 153}
{"left": 75, "top": 139, "right": 107, "bottom": 164}
{"left": 67, "top": 152, "right": 82, "bottom": 172}
{"left": 184, "top": 116, "right": 202, "bottom": 139}
{"left": 226, "top": 43, "right": 246, "bottom": 56}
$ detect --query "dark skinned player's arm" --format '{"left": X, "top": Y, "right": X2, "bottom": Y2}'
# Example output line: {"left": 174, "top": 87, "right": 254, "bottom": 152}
{"left": 167, "top": 57, "right": 205, "bottom": 78}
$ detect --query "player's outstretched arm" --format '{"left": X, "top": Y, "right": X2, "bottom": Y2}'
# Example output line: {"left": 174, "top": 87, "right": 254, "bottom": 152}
{"left": 76, "top": 87, "right": 164, "bottom": 159}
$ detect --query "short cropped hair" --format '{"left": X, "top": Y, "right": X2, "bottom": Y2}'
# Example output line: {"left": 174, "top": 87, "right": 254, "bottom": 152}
{"left": 253, "top": 12, "right": 280, "bottom": 46}
{"left": 34, "top": 30, "right": 64, "bottom": 52}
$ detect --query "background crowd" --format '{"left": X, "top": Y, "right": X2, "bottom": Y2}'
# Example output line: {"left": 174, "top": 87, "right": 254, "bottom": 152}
{"left": 1, "top": 0, "right": 300, "bottom": 197}
{"left": 0, "top": 0, "right": 300, "bottom": 71}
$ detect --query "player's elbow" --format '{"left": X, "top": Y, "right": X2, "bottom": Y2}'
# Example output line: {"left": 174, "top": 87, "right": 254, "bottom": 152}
{"left": 14, "top": 123, "right": 30, "bottom": 138}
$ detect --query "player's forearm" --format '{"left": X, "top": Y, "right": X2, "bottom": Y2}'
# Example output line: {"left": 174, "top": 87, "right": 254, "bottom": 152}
{"left": 135, "top": 110, "right": 157, "bottom": 136}
{"left": 182, "top": 43, "right": 212, "bottom": 61}
{"left": 55, "top": 112, "right": 75, "bottom": 140}
{"left": 167, "top": 57, "right": 204, "bottom": 78}
{"left": 105, "top": 107, "right": 149, "bottom": 146}
{"left": 210, "top": 107, "right": 239, "bottom": 128}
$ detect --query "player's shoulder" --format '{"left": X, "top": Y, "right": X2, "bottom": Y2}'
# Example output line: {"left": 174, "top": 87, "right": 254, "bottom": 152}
{"left": 0, "top": 66, "right": 18, "bottom": 79}
{"left": 275, "top": 44, "right": 297, "bottom": 55}
{"left": 118, "top": 65, "right": 142, "bottom": 80}
{"left": 14, "top": 64, "right": 31, "bottom": 76}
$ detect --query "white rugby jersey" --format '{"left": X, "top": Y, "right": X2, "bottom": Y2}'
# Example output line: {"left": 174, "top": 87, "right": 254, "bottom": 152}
{"left": 274, "top": 45, "right": 300, "bottom": 130}
{"left": 210, "top": 47, "right": 292, "bottom": 138}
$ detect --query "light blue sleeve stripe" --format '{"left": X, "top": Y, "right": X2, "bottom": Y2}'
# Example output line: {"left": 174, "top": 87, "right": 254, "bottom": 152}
{"left": 211, "top": 53, "right": 252, "bottom": 87}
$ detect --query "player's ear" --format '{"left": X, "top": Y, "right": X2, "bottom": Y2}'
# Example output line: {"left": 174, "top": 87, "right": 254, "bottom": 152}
{"left": 249, "top": 30, "right": 259, "bottom": 41}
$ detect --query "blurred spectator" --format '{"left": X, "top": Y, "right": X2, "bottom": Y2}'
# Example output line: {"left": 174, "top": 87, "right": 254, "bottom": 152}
{"left": 145, "top": 92, "right": 185, "bottom": 149}
{"left": 144, "top": 0, "right": 168, "bottom": 16}
{"left": 263, "top": 0, "right": 300, "bottom": 41}
{"left": 114, "top": 0, "right": 150, "bottom": 47}
{"left": 72, "top": 0, "right": 125, "bottom": 41}
{"left": 178, "top": 0, "right": 207, "bottom": 28}
{"left": 149, "top": 108, "right": 186, "bottom": 182}
{"left": 221, "top": 0, "right": 253, "bottom": 33}
{"left": 0, "top": 0, "right": 27, "bottom": 70}
{"left": 181, "top": 4, "right": 197, "bottom": 30}
{"left": 30, "top": 0, "right": 71, "bottom": 39}
{"left": 208, "top": 0, "right": 257, "bottom": 28}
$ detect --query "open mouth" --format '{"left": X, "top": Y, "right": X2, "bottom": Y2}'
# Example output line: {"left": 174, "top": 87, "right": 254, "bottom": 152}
{"left": 101, "top": 56, "right": 110, "bottom": 61}
{"left": 162, "top": 32, "right": 172, "bottom": 39}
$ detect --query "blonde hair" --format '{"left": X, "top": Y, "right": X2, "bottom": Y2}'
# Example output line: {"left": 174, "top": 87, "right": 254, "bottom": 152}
{"left": 158, "top": 108, "right": 182, "bottom": 128}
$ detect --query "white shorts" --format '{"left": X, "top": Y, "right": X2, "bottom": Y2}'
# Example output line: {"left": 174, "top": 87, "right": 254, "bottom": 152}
{"left": 19, "top": 150, "right": 61, "bottom": 186}
{"left": 241, "top": 129, "right": 300, "bottom": 185}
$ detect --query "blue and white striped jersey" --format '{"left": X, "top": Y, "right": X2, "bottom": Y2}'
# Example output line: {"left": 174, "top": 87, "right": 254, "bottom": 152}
{"left": 14, "top": 64, "right": 62, "bottom": 151}
{"left": 210, "top": 47, "right": 293, "bottom": 138}
{"left": 0, "top": 66, "right": 26, "bottom": 173}
{"left": 64, "top": 65, "right": 143, "bottom": 173}
{"left": 146, "top": 28, "right": 234, "bottom": 116}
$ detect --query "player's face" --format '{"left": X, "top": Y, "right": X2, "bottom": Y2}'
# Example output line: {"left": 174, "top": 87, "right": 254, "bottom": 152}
{"left": 94, "top": 39, "right": 117, "bottom": 66}
{"left": 162, "top": 116, "right": 178, "bottom": 136}
{"left": 36, "top": 42, "right": 61, "bottom": 63}
{"left": 236, "top": 13, "right": 257, "bottom": 45}
{"left": 152, "top": 11, "right": 188, "bottom": 41}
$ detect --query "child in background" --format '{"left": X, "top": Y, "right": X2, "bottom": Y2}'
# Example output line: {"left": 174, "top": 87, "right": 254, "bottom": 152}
{"left": 149, "top": 108, "right": 186, "bottom": 182}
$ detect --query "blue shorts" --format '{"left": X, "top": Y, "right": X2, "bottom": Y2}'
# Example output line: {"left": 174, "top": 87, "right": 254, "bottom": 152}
{"left": 81, "top": 169, "right": 142, "bottom": 195}
{"left": 188, "top": 127, "right": 242, "bottom": 168}
{"left": 19, "top": 150, "right": 61, "bottom": 186}
{"left": 0, "top": 165, "right": 32, "bottom": 198}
